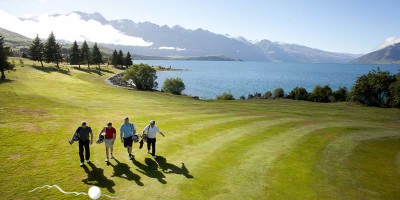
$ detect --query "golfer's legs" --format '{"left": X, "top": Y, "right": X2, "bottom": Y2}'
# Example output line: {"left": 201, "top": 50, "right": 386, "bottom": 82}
{"left": 78, "top": 140, "right": 84, "bottom": 163}
{"left": 84, "top": 140, "right": 90, "bottom": 160}
{"left": 147, "top": 140, "right": 151, "bottom": 151}
{"left": 152, "top": 139, "right": 156, "bottom": 156}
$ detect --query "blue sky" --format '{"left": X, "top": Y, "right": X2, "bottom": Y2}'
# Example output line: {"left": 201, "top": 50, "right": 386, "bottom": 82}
{"left": 0, "top": 0, "right": 399, "bottom": 54}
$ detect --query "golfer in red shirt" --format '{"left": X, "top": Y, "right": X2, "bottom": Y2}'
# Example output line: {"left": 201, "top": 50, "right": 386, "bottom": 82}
{"left": 103, "top": 122, "right": 116, "bottom": 162}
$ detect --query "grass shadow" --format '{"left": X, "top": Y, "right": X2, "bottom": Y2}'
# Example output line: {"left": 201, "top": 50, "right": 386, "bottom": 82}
{"left": 155, "top": 156, "right": 194, "bottom": 179}
{"left": 31, "top": 65, "right": 71, "bottom": 76}
{"left": 132, "top": 157, "right": 167, "bottom": 184}
{"left": 73, "top": 66, "right": 114, "bottom": 76}
{"left": 82, "top": 162, "right": 116, "bottom": 193}
{"left": 108, "top": 158, "right": 144, "bottom": 186}
{"left": 0, "top": 79, "right": 14, "bottom": 84}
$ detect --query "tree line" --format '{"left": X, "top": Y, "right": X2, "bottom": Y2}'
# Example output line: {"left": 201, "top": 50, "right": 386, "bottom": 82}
{"left": 28, "top": 32, "right": 103, "bottom": 70}
{"left": 219, "top": 68, "right": 400, "bottom": 108}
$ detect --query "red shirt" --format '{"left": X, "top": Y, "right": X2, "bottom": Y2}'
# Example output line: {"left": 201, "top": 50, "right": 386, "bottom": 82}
{"left": 105, "top": 127, "right": 116, "bottom": 139}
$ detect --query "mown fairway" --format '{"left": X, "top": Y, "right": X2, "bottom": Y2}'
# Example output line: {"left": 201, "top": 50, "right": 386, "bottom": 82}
{"left": 1, "top": 58, "right": 399, "bottom": 200}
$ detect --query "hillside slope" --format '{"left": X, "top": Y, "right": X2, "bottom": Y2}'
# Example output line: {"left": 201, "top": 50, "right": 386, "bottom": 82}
{"left": 351, "top": 43, "right": 400, "bottom": 64}
{"left": 0, "top": 58, "right": 399, "bottom": 199}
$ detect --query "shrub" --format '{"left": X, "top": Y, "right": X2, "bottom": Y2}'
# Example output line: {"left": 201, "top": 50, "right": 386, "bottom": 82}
{"left": 287, "top": 87, "right": 308, "bottom": 100}
{"left": 247, "top": 94, "right": 254, "bottom": 100}
{"left": 263, "top": 91, "right": 273, "bottom": 99}
{"left": 239, "top": 95, "right": 246, "bottom": 100}
{"left": 350, "top": 68, "right": 396, "bottom": 107}
{"left": 216, "top": 92, "right": 235, "bottom": 100}
{"left": 162, "top": 77, "right": 185, "bottom": 95}
{"left": 273, "top": 88, "right": 285, "bottom": 98}
{"left": 123, "top": 63, "right": 158, "bottom": 90}
{"left": 309, "top": 85, "right": 333, "bottom": 102}
{"left": 332, "top": 87, "right": 348, "bottom": 102}
{"left": 389, "top": 73, "right": 400, "bottom": 108}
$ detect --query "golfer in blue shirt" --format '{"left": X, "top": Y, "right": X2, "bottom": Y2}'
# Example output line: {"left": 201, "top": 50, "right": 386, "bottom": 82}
{"left": 120, "top": 117, "right": 136, "bottom": 160}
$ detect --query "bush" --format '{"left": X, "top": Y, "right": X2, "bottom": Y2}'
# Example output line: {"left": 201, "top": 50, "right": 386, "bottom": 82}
{"left": 273, "top": 88, "right": 285, "bottom": 98}
{"left": 216, "top": 92, "right": 235, "bottom": 100}
{"left": 162, "top": 77, "right": 185, "bottom": 95}
{"left": 389, "top": 73, "right": 400, "bottom": 108}
{"left": 287, "top": 87, "right": 308, "bottom": 100}
{"left": 123, "top": 63, "right": 158, "bottom": 90}
{"left": 350, "top": 68, "right": 396, "bottom": 107}
{"left": 239, "top": 95, "right": 246, "bottom": 100}
{"left": 309, "top": 85, "right": 333, "bottom": 102}
{"left": 263, "top": 91, "right": 273, "bottom": 99}
{"left": 332, "top": 87, "right": 348, "bottom": 102}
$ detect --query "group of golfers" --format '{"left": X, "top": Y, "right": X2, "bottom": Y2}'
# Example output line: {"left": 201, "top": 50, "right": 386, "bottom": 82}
{"left": 69, "top": 117, "right": 164, "bottom": 166}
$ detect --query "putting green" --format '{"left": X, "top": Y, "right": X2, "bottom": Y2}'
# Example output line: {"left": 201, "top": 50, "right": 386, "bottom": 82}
{"left": 0, "top": 58, "right": 399, "bottom": 199}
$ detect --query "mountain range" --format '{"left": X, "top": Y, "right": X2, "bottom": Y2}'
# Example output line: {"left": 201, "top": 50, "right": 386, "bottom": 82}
{"left": 1, "top": 11, "right": 363, "bottom": 63}
{"left": 351, "top": 43, "right": 400, "bottom": 64}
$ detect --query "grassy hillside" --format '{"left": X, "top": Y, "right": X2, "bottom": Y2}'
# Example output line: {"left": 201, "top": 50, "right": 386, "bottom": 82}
{"left": 1, "top": 58, "right": 399, "bottom": 199}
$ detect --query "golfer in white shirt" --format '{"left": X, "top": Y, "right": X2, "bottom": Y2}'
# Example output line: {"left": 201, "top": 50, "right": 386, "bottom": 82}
{"left": 142, "top": 120, "right": 164, "bottom": 158}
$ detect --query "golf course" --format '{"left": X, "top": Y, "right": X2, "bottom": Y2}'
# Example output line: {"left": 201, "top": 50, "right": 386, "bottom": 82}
{"left": 1, "top": 57, "right": 399, "bottom": 200}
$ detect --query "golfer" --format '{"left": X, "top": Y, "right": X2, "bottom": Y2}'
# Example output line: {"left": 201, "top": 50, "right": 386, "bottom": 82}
{"left": 103, "top": 122, "right": 116, "bottom": 162}
{"left": 142, "top": 120, "right": 164, "bottom": 158}
{"left": 120, "top": 117, "right": 136, "bottom": 160}
{"left": 70, "top": 121, "right": 93, "bottom": 166}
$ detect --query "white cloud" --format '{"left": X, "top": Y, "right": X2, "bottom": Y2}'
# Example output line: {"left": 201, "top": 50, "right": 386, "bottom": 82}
{"left": 378, "top": 37, "right": 400, "bottom": 49}
{"left": 158, "top": 46, "right": 176, "bottom": 50}
{"left": 158, "top": 46, "right": 186, "bottom": 51}
{"left": 0, "top": 10, "right": 153, "bottom": 46}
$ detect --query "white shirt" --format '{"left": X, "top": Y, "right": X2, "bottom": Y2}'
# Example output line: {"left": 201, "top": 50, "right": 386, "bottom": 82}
{"left": 143, "top": 125, "right": 161, "bottom": 139}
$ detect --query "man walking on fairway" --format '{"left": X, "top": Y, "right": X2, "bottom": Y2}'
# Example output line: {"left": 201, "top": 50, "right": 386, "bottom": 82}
{"left": 103, "top": 122, "right": 116, "bottom": 162}
{"left": 120, "top": 117, "right": 136, "bottom": 160}
{"left": 70, "top": 122, "right": 93, "bottom": 166}
{"left": 142, "top": 120, "right": 164, "bottom": 158}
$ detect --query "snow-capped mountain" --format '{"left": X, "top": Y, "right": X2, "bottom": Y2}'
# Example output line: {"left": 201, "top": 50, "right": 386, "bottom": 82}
{"left": 0, "top": 10, "right": 359, "bottom": 62}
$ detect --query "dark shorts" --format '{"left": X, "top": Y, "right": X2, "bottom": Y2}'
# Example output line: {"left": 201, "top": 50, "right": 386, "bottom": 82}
{"left": 123, "top": 136, "right": 133, "bottom": 148}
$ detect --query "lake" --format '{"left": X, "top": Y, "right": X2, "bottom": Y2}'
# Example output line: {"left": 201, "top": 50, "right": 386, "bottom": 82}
{"left": 133, "top": 60, "right": 400, "bottom": 99}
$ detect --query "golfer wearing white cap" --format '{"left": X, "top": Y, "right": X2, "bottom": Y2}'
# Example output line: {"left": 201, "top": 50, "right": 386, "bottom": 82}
{"left": 142, "top": 120, "right": 164, "bottom": 158}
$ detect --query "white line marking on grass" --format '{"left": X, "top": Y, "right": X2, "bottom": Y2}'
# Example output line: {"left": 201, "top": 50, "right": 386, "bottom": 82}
{"left": 29, "top": 185, "right": 119, "bottom": 199}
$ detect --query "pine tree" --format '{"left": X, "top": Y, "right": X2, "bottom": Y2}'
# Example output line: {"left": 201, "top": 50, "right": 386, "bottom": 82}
{"left": 80, "top": 40, "right": 90, "bottom": 69}
{"left": 91, "top": 43, "right": 102, "bottom": 70}
{"left": 117, "top": 50, "right": 124, "bottom": 67}
{"left": 125, "top": 51, "right": 133, "bottom": 68}
{"left": 28, "top": 34, "right": 44, "bottom": 67}
{"left": 111, "top": 49, "right": 118, "bottom": 67}
{"left": 70, "top": 40, "right": 80, "bottom": 68}
{"left": 55, "top": 43, "right": 63, "bottom": 68}
{"left": 44, "top": 31, "right": 62, "bottom": 69}
{"left": 0, "top": 35, "right": 15, "bottom": 80}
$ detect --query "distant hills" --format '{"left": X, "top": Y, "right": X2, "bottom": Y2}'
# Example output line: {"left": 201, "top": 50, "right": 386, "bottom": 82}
{"left": 0, "top": 11, "right": 361, "bottom": 63}
{"left": 351, "top": 43, "right": 400, "bottom": 64}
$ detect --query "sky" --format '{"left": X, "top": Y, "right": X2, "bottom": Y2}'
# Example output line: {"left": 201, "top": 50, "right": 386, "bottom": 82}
{"left": 0, "top": 0, "right": 399, "bottom": 54}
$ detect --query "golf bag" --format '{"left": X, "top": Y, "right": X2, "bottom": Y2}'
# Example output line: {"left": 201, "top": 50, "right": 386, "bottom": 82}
{"left": 69, "top": 127, "right": 81, "bottom": 145}
{"left": 133, "top": 134, "right": 139, "bottom": 143}
{"left": 96, "top": 128, "right": 106, "bottom": 144}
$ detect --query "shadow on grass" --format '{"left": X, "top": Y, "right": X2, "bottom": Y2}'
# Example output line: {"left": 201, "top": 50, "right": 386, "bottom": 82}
{"left": 155, "top": 156, "right": 194, "bottom": 179}
{"left": 31, "top": 65, "right": 71, "bottom": 76}
{"left": 73, "top": 66, "right": 114, "bottom": 76}
{"left": 108, "top": 158, "right": 144, "bottom": 186}
{"left": 82, "top": 162, "right": 116, "bottom": 193}
{"left": 132, "top": 157, "right": 167, "bottom": 184}
{"left": 0, "top": 79, "right": 14, "bottom": 84}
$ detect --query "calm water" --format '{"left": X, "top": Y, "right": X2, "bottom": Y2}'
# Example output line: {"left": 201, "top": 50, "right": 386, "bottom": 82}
{"left": 133, "top": 60, "right": 400, "bottom": 99}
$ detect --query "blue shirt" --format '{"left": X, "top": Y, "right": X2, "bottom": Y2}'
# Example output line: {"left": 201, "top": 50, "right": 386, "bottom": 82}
{"left": 120, "top": 123, "right": 135, "bottom": 138}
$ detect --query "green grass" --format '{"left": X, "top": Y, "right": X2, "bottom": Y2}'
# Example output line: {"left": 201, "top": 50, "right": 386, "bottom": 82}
{"left": 1, "top": 57, "right": 399, "bottom": 200}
